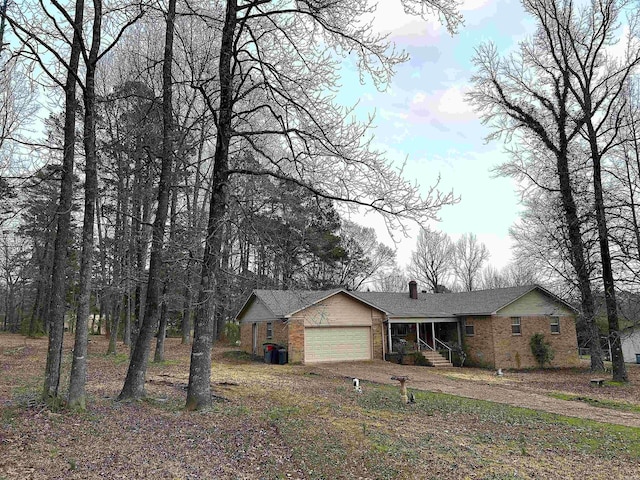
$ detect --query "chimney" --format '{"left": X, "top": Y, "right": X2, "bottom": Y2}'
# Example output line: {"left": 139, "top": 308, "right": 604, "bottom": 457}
{"left": 409, "top": 280, "right": 418, "bottom": 300}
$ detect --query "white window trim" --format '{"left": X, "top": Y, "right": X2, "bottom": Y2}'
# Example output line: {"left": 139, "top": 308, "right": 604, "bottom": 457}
{"left": 465, "top": 324, "right": 475, "bottom": 336}
{"left": 266, "top": 322, "right": 273, "bottom": 339}
{"left": 550, "top": 316, "right": 560, "bottom": 334}
{"left": 511, "top": 317, "right": 521, "bottom": 336}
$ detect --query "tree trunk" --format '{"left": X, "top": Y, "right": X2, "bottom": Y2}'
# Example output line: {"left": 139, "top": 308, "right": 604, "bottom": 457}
{"left": 28, "top": 274, "right": 42, "bottom": 336}
{"left": 43, "top": 0, "right": 84, "bottom": 401}
{"left": 68, "top": 0, "right": 102, "bottom": 410}
{"left": 186, "top": 0, "right": 236, "bottom": 411}
{"left": 154, "top": 290, "right": 168, "bottom": 363}
{"left": 123, "top": 289, "right": 131, "bottom": 345}
{"left": 118, "top": 0, "right": 176, "bottom": 400}
{"left": 554, "top": 133, "right": 604, "bottom": 372}
{"left": 588, "top": 135, "right": 627, "bottom": 381}
{"left": 107, "top": 300, "right": 119, "bottom": 355}
{"left": 181, "top": 264, "right": 192, "bottom": 344}
{"left": 96, "top": 298, "right": 104, "bottom": 335}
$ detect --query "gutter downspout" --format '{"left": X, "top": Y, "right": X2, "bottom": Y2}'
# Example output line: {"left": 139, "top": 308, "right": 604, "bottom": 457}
{"left": 381, "top": 318, "right": 387, "bottom": 361}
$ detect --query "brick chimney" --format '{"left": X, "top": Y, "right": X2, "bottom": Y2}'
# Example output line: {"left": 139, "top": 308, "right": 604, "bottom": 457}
{"left": 409, "top": 280, "right": 418, "bottom": 300}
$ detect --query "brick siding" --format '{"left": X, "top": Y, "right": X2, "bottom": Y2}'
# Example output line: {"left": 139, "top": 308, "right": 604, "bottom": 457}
{"left": 288, "top": 317, "right": 305, "bottom": 363}
{"left": 239, "top": 320, "right": 288, "bottom": 357}
{"left": 463, "top": 316, "right": 496, "bottom": 368}
{"left": 372, "top": 311, "right": 385, "bottom": 360}
{"left": 465, "top": 314, "right": 579, "bottom": 369}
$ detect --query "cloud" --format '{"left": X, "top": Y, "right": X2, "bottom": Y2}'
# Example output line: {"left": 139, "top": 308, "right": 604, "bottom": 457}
{"left": 460, "top": 0, "right": 492, "bottom": 11}
{"left": 408, "top": 85, "right": 476, "bottom": 123}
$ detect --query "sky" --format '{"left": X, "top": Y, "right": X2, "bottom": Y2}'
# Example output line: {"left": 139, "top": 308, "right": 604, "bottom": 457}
{"left": 337, "top": 0, "right": 537, "bottom": 270}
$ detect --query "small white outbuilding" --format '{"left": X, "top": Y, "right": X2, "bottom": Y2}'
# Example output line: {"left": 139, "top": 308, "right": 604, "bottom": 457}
{"left": 621, "top": 325, "right": 640, "bottom": 364}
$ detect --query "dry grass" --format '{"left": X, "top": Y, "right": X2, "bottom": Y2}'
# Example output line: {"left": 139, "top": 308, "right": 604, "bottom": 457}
{"left": 1, "top": 333, "right": 640, "bottom": 479}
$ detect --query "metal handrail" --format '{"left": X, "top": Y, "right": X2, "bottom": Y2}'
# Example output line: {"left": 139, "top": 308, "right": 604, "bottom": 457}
{"left": 434, "top": 337, "right": 452, "bottom": 363}
{"left": 417, "top": 337, "right": 434, "bottom": 352}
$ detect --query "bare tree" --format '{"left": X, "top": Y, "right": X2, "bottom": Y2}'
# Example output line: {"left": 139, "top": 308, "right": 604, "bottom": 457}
{"left": 478, "top": 0, "right": 640, "bottom": 380}
{"left": 371, "top": 267, "right": 408, "bottom": 292}
{"left": 185, "top": 0, "right": 462, "bottom": 410}
{"left": 8, "top": 0, "right": 88, "bottom": 401}
{"left": 334, "top": 220, "right": 396, "bottom": 291}
{"left": 481, "top": 261, "right": 539, "bottom": 290}
{"left": 468, "top": 0, "right": 607, "bottom": 371}
{"left": 67, "top": 0, "right": 104, "bottom": 410}
{"left": 453, "top": 233, "right": 489, "bottom": 291}
{"left": 119, "top": 0, "right": 176, "bottom": 401}
{"left": 609, "top": 80, "right": 640, "bottom": 285}
{"left": 558, "top": 0, "right": 640, "bottom": 382}
{"left": 409, "top": 226, "right": 454, "bottom": 292}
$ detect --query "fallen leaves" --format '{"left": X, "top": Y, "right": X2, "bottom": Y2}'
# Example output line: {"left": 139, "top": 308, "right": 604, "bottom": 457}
{"left": 1, "top": 333, "right": 640, "bottom": 479}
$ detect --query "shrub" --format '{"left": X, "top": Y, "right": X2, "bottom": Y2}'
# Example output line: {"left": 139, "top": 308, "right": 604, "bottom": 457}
{"left": 393, "top": 339, "right": 408, "bottom": 364}
{"left": 448, "top": 342, "right": 467, "bottom": 367}
{"left": 224, "top": 321, "right": 240, "bottom": 346}
{"left": 412, "top": 352, "right": 430, "bottom": 366}
{"left": 529, "top": 333, "right": 554, "bottom": 368}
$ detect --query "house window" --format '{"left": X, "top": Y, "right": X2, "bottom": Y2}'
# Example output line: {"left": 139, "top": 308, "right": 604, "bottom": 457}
{"left": 550, "top": 316, "right": 560, "bottom": 334}
{"left": 465, "top": 323, "right": 475, "bottom": 336}
{"left": 511, "top": 317, "right": 521, "bottom": 335}
{"left": 392, "top": 324, "right": 409, "bottom": 337}
{"left": 266, "top": 322, "right": 273, "bottom": 339}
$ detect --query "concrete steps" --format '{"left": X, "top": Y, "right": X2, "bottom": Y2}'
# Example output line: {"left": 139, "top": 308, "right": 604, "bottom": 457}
{"left": 420, "top": 350, "right": 453, "bottom": 368}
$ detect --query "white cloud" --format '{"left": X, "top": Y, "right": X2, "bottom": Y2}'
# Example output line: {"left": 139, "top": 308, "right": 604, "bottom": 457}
{"left": 408, "top": 85, "right": 476, "bottom": 123}
{"left": 438, "top": 85, "right": 474, "bottom": 116}
{"left": 367, "top": 0, "right": 451, "bottom": 40}
{"left": 412, "top": 92, "right": 427, "bottom": 104}
{"left": 460, "top": 0, "right": 491, "bottom": 12}
{"left": 379, "top": 109, "right": 409, "bottom": 121}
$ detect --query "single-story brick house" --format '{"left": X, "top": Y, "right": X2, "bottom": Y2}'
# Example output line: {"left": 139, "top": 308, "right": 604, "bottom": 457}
{"left": 236, "top": 283, "right": 580, "bottom": 369}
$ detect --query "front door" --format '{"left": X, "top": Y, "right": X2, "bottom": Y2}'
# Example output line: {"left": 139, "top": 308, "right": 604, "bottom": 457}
{"left": 419, "top": 323, "right": 434, "bottom": 349}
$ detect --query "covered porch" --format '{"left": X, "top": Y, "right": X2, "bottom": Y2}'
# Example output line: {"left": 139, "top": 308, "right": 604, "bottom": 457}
{"left": 387, "top": 317, "right": 461, "bottom": 363}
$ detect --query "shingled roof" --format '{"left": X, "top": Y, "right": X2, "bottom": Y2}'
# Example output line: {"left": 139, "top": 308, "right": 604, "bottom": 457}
{"left": 238, "top": 284, "right": 576, "bottom": 320}
{"left": 247, "top": 289, "right": 343, "bottom": 318}
{"left": 352, "top": 285, "right": 561, "bottom": 317}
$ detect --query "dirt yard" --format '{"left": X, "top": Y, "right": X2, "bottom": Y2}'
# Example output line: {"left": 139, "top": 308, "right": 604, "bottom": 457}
{"left": 2, "top": 333, "right": 640, "bottom": 479}
{"left": 310, "top": 359, "right": 640, "bottom": 428}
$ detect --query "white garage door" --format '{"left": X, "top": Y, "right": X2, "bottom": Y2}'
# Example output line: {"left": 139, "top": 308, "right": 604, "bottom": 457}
{"left": 304, "top": 327, "right": 371, "bottom": 363}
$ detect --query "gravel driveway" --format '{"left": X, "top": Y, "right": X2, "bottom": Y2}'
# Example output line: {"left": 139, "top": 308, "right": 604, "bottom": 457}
{"left": 308, "top": 360, "right": 640, "bottom": 428}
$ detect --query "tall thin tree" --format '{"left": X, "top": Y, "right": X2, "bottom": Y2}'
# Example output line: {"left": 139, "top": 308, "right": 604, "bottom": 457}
{"left": 119, "top": 0, "right": 176, "bottom": 400}
{"left": 67, "top": 0, "right": 102, "bottom": 410}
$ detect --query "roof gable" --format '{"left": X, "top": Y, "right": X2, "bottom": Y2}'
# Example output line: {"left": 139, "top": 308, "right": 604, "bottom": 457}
{"left": 236, "top": 288, "right": 386, "bottom": 320}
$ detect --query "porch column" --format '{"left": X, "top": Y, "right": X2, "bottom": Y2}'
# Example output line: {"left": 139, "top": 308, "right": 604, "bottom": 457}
{"left": 388, "top": 321, "right": 393, "bottom": 354}
{"left": 431, "top": 322, "right": 436, "bottom": 348}
{"left": 416, "top": 322, "right": 420, "bottom": 351}
{"left": 457, "top": 320, "right": 462, "bottom": 345}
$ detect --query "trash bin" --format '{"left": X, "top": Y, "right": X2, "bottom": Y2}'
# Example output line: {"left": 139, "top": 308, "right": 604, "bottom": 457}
{"left": 636, "top": 354, "right": 640, "bottom": 364}
{"left": 263, "top": 343, "right": 278, "bottom": 364}
{"left": 277, "top": 349, "right": 288, "bottom": 365}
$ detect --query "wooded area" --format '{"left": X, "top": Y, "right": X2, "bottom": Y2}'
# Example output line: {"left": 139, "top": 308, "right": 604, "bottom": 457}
{"left": 0, "top": 0, "right": 462, "bottom": 409}
{"left": 1, "top": 0, "right": 640, "bottom": 413}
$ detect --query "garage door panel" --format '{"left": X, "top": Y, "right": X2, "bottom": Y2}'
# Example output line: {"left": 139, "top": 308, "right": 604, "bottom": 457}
{"left": 305, "top": 327, "right": 371, "bottom": 363}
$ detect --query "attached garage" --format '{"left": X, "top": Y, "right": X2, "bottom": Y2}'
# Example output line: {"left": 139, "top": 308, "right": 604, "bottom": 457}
{"left": 304, "top": 326, "right": 372, "bottom": 363}
{"left": 236, "top": 289, "right": 387, "bottom": 363}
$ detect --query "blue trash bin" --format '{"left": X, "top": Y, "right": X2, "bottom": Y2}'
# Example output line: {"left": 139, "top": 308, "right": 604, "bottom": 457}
{"left": 277, "top": 349, "right": 288, "bottom": 365}
{"left": 635, "top": 354, "right": 640, "bottom": 364}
